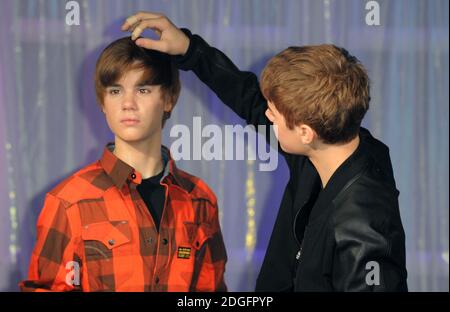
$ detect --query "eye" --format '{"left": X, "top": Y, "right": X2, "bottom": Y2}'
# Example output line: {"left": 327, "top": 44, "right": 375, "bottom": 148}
{"left": 108, "top": 88, "right": 121, "bottom": 95}
{"left": 138, "top": 88, "right": 151, "bottom": 94}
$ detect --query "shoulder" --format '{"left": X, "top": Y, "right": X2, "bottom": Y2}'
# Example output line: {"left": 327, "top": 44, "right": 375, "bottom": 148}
{"left": 332, "top": 161, "right": 400, "bottom": 231}
{"left": 172, "top": 167, "right": 218, "bottom": 207}
{"left": 47, "top": 161, "right": 112, "bottom": 206}
{"left": 359, "top": 127, "right": 396, "bottom": 186}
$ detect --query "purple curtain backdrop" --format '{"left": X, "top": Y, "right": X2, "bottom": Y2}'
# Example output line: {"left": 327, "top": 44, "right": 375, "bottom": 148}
{"left": 0, "top": 0, "right": 448, "bottom": 291}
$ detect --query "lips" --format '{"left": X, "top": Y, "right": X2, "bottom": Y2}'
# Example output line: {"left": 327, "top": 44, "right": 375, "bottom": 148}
{"left": 120, "top": 118, "right": 140, "bottom": 126}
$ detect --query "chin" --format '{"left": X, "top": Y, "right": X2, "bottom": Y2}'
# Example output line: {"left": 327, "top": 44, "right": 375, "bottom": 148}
{"left": 123, "top": 137, "right": 146, "bottom": 143}
{"left": 280, "top": 142, "right": 306, "bottom": 156}
{"left": 116, "top": 128, "right": 158, "bottom": 143}
{"left": 279, "top": 141, "right": 293, "bottom": 153}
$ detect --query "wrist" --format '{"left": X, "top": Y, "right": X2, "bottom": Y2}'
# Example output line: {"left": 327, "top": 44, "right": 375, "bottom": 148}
{"left": 172, "top": 28, "right": 196, "bottom": 70}
{"left": 179, "top": 28, "right": 192, "bottom": 56}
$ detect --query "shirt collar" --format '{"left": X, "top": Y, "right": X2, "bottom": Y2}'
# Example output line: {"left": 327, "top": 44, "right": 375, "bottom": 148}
{"left": 307, "top": 131, "right": 369, "bottom": 219}
{"left": 99, "top": 143, "right": 187, "bottom": 190}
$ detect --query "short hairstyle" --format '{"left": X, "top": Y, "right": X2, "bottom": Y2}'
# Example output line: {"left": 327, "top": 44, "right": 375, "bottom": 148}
{"left": 260, "top": 44, "right": 370, "bottom": 144}
{"left": 94, "top": 37, "right": 181, "bottom": 124}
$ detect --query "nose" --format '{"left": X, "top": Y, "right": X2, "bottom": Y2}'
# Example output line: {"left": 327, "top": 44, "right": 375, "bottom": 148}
{"left": 122, "top": 91, "right": 138, "bottom": 110}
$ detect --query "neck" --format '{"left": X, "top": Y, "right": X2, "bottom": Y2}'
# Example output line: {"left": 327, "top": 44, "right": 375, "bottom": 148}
{"left": 113, "top": 135, "right": 164, "bottom": 179}
{"left": 308, "top": 135, "right": 360, "bottom": 188}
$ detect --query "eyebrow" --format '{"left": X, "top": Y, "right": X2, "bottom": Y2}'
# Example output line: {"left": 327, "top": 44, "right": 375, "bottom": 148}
{"left": 137, "top": 79, "right": 158, "bottom": 87}
{"left": 136, "top": 83, "right": 154, "bottom": 87}
{"left": 106, "top": 82, "right": 154, "bottom": 88}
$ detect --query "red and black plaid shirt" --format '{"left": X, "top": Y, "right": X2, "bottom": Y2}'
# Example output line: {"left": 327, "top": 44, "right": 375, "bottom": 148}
{"left": 20, "top": 144, "right": 227, "bottom": 292}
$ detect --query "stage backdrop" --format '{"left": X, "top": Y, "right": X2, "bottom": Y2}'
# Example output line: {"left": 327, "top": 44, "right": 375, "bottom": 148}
{"left": 0, "top": 0, "right": 448, "bottom": 291}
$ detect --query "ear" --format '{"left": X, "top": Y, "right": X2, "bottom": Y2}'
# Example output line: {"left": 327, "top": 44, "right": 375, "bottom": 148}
{"left": 163, "top": 98, "right": 174, "bottom": 113}
{"left": 295, "top": 124, "right": 316, "bottom": 145}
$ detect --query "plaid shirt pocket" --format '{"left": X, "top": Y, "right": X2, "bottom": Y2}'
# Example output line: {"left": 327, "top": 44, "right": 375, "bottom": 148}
{"left": 81, "top": 220, "right": 134, "bottom": 290}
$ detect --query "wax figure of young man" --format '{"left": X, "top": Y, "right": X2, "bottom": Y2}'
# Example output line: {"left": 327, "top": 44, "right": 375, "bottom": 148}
{"left": 20, "top": 37, "right": 227, "bottom": 292}
{"left": 121, "top": 12, "right": 408, "bottom": 292}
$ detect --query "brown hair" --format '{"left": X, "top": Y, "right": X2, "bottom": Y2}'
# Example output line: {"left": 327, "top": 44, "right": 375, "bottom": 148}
{"left": 94, "top": 37, "right": 181, "bottom": 124}
{"left": 260, "top": 45, "right": 370, "bottom": 144}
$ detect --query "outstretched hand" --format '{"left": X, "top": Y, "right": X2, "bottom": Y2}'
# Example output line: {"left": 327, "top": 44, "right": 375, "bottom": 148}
{"left": 121, "top": 11, "right": 190, "bottom": 56}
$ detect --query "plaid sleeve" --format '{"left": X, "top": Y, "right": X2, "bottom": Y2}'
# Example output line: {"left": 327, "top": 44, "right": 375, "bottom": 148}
{"left": 19, "top": 193, "right": 80, "bottom": 292}
{"left": 194, "top": 199, "right": 228, "bottom": 292}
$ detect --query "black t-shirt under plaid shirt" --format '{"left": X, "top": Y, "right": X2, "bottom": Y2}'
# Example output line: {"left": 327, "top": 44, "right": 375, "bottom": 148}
{"left": 136, "top": 169, "right": 165, "bottom": 232}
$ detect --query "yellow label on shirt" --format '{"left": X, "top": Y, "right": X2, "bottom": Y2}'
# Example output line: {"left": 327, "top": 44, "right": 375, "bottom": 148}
{"left": 177, "top": 247, "right": 191, "bottom": 259}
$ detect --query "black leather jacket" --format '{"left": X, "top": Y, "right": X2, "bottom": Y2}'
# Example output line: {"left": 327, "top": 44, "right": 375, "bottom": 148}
{"left": 174, "top": 29, "right": 408, "bottom": 292}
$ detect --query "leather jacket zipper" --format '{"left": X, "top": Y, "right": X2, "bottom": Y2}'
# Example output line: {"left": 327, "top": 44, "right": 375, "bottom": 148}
{"left": 293, "top": 206, "right": 303, "bottom": 262}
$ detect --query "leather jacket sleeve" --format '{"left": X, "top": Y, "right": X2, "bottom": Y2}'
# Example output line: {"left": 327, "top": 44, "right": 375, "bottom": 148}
{"left": 331, "top": 179, "right": 408, "bottom": 291}
{"left": 173, "top": 29, "right": 297, "bottom": 166}
{"left": 174, "top": 29, "right": 269, "bottom": 129}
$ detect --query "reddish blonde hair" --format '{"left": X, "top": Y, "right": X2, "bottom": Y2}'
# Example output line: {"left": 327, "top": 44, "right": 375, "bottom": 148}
{"left": 260, "top": 45, "right": 370, "bottom": 144}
